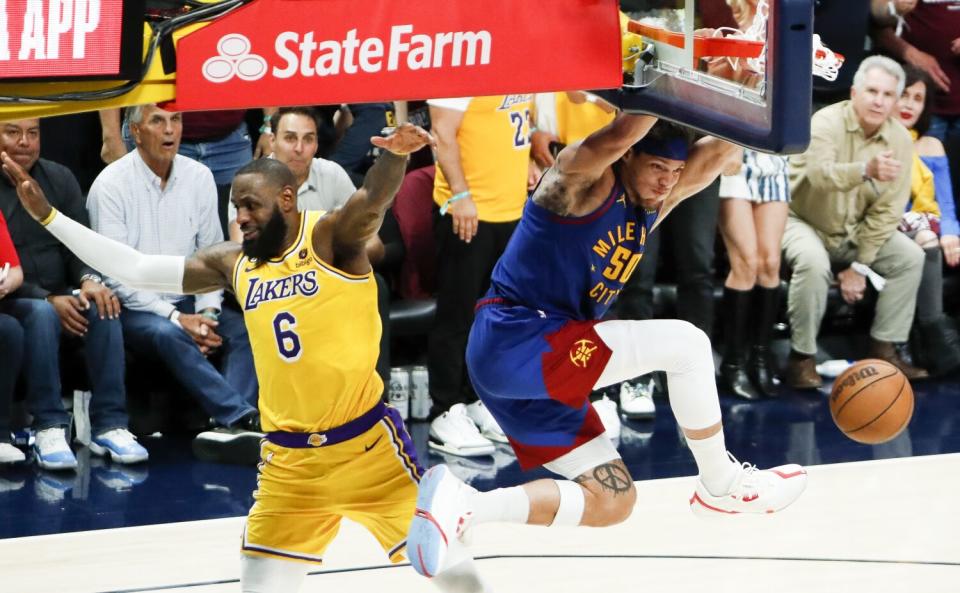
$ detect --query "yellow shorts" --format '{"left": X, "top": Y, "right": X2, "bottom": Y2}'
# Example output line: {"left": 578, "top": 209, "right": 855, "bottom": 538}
{"left": 242, "top": 410, "right": 422, "bottom": 564}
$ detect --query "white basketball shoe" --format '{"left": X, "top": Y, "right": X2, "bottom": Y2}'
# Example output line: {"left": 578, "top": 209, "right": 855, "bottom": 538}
{"left": 409, "top": 464, "right": 478, "bottom": 577}
{"left": 689, "top": 456, "right": 807, "bottom": 517}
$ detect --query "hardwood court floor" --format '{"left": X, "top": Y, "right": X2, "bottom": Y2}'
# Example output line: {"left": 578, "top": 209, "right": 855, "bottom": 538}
{"left": 2, "top": 454, "right": 957, "bottom": 593}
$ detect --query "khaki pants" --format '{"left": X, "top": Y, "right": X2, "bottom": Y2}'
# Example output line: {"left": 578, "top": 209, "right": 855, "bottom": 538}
{"left": 781, "top": 216, "right": 924, "bottom": 355}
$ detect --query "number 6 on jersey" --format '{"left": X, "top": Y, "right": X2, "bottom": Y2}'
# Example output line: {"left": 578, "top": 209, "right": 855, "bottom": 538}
{"left": 273, "top": 312, "right": 302, "bottom": 361}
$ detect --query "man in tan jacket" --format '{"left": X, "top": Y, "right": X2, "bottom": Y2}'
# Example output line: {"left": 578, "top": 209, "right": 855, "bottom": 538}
{"left": 784, "top": 55, "right": 927, "bottom": 388}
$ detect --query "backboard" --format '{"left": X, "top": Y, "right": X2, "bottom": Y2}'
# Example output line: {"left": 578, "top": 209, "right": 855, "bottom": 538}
{"left": 602, "top": 0, "right": 815, "bottom": 154}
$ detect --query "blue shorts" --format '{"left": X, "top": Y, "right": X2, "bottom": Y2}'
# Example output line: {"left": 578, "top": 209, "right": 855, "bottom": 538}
{"left": 466, "top": 300, "right": 610, "bottom": 470}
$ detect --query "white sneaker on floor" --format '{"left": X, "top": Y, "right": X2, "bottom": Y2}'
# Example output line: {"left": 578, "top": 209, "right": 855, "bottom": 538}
{"left": 89, "top": 428, "right": 149, "bottom": 464}
{"left": 592, "top": 396, "right": 621, "bottom": 440}
{"left": 689, "top": 455, "right": 807, "bottom": 517}
{"left": 0, "top": 442, "right": 25, "bottom": 464}
{"left": 408, "top": 464, "right": 478, "bottom": 577}
{"left": 620, "top": 379, "right": 656, "bottom": 419}
{"left": 464, "top": 400, "right": 508, "bottom": 444}
{"left": 33, "top": 427, "right": 78, "bottom": 471}
{"left": 429, "top": 403, "right": 495, "bottom": 457}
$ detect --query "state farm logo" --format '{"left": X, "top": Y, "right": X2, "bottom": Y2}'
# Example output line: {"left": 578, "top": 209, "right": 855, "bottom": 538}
{"left": 202, "top": 34, "right": 267, "bottom": 83}
{"left": 199, "top": 26, "right": 491, "bottom": 83}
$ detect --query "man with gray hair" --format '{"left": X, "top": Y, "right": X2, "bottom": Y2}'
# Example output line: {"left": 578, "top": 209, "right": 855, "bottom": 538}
{"left": 87, "top": 103, "right": 262, "bottom": 460}
{"left": 783, "top": 55, "right": 927, "bottom": 388}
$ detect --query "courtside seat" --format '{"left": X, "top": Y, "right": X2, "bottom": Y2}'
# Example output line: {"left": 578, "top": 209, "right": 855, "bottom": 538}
{"left": 389, "top": 298, "right": 437, "bottom": 337}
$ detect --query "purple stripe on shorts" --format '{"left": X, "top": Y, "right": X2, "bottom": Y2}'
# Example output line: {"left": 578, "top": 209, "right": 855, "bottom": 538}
{"left": 384, "top": 405, "right": 424, "bottom": 478}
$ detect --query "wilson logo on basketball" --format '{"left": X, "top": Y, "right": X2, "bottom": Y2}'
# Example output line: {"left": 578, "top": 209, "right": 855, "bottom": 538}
{"left": 830, "top": 365, "right": 879, "bottom": 401}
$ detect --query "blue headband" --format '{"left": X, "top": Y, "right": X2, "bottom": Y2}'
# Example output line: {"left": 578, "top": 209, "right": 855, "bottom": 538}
{"left": 633, "top": 135, "right": 689, "bottom": 161}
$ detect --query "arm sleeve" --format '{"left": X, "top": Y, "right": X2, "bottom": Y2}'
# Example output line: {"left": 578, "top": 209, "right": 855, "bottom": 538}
{"left": 194, "top": 170, "right": 225, "bottom": 312}
{"left": 923, "top": 155, "right": 959, "bottom": 237}
{"left": 803, "top": 111, "right": 866, "bottom": 194}
{"left": 85, "top": 179, "right": 181, "bottom": 317}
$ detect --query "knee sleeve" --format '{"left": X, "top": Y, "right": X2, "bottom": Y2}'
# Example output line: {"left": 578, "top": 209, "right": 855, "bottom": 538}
{"left": 549, "top": 480, "right": 585, "bottom": 527}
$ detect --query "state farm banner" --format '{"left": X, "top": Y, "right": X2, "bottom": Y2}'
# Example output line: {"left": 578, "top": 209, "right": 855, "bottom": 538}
{"left": 174, "top": 0, "right": 621, "bottom": 110}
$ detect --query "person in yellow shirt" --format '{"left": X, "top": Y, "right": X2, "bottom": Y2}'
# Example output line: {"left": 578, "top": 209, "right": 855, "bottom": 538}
{"left": 427, "top": 95, "right": 536, "bottom": 457}
{"left": 0, "top": 125, "right": 488, "bottom": 593}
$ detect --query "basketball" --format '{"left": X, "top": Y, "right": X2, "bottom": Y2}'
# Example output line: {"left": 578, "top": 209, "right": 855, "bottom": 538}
{"left": 829, "top": 359, "right": 914, "bottom": 444}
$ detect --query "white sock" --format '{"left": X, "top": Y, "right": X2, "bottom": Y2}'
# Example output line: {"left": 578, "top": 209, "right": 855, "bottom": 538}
{"left": 685, "top": 430, "right": 738, "bottom": 496}
{"left": 471, "top": 486, "right": 530, "bottom": 525}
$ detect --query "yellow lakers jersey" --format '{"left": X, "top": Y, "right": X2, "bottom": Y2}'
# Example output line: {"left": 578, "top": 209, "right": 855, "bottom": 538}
{"left": 232, "top": 211, "right": 383, "bottom": 432}
{"left": 433, "top": 94, "right": 534, "bottom": 223}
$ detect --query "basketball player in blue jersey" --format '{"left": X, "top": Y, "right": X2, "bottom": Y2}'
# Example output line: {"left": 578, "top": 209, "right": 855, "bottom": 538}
{"left": 0, "top": 125, "right": 491, "bottom": 593}
{"left": 407, "top": 114, "right": 810, "bottom": 580}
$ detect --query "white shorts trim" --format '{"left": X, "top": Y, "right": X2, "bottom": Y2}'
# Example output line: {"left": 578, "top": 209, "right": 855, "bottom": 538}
{"left": 543, "top": 435, "right": 621, "bottom": 480}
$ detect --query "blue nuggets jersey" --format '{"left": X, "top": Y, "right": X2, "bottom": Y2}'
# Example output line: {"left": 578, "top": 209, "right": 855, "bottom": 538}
{"left": 488, "top": 175, "right": 658, "bottom": 320}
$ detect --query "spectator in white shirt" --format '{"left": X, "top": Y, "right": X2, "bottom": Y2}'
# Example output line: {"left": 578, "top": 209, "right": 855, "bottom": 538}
{"left": 87, "top": 104, "right": 261, "bottom": 456}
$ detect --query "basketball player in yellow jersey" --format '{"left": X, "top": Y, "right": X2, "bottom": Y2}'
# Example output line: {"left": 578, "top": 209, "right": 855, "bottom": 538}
{"left": 1, "top": 125, "right": 490, "bottom": 593}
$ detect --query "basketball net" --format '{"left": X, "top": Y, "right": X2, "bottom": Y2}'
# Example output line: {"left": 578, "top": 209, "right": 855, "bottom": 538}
{"left": 711, "top": 0, "right": 845, "bottom": 81}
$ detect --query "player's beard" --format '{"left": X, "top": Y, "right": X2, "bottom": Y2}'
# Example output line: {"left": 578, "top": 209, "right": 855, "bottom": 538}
{"left": 242, "top": 206, "right": 289, "bottom": 260}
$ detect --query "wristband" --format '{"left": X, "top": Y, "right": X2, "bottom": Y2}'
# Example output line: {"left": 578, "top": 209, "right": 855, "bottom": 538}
{"left": 39, "top": 207, "right": 58, "bottom": 227}
{"left": 200, "top": 309, "right": 220, "bottom": 322}
{"left": 440, "top": 191, "right": 471, "bottom": 216}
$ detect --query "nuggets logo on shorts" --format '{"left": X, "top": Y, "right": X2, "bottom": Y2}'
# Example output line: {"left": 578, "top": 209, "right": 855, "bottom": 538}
{"left": 569, "top": 339, "right": 598, "bottom": 368}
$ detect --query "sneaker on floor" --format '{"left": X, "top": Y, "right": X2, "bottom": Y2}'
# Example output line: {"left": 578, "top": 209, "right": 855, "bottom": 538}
{"left": 408, "top": 464, "right": 478, "bottom": 577}
{"left": 689, "top": 455, "right": 807, "bottom": 517}
{"left": 592, "top": 396, "right": 621, "bottom": 440}
{"left": 429, "top": 403, "right": 495, "bottom": 457}
{"left": 33, "top": 427, "right": 78, "bottom": 471}
{"left": 192, "top": 413, "right": 264, "bottom": 465}
{"left": 89, "top": 428, "right": 149, "bottom": 464}
{"left": 619, "top": 379, "right": 656, "bottom": 420}
{"left": 464, "top": 400, "right": 508, "bottom": 444}
{"left": 0, "top": 441, "right": 25, "bottom": 464}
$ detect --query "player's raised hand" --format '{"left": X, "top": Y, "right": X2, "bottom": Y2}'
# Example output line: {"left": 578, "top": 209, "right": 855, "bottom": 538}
{"left": 1, "top": 151, "right": 53, "bottom": 222}
{"left": 371, "top": 123, "right": 435, "bottom": 156}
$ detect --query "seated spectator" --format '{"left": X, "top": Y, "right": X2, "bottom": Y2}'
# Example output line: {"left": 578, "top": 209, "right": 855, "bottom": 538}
{"left": 894, "top": 65, "right": 960, "bottom": 375}
{"left": 0, "top": 118, "right": 147, "bottom": 470}
{"left": 783, "top": 56, "right": 927, "bottom": 389}
{"left": 0, "top": 210, "right": 24, "bottom": 464}
{"left": 87, "top": 104, "right": 261, "bottom": 460}
{"left": 227, "top": 106, "right": 357, "bottom": 241}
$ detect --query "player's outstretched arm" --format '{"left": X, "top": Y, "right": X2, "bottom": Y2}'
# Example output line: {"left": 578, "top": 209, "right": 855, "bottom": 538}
{"left": 325, "top": 124, "right": 434, "bottom": 259}
{"left": 1, "top": 151, "right": 237, "bottom": 295}
{"left": 557, "top": 113, "right": 658, "bottom": 180}
{"left": 666, "top": 136, "right": 742, "bottom": 206}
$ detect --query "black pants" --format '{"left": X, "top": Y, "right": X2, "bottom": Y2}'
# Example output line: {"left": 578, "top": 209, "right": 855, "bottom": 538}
{"left": 616, "top": 180, "right": 720, "bottom": 336}
{"left": 427, "top": 212, "right": 517, "bottom": 416}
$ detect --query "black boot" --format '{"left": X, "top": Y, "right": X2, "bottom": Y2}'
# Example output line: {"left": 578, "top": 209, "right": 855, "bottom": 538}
{"left": 719, "top": 287, "right": 761, "bottom": 400}
{"left": 912, "top": 316, "right": 960, "bottom": 377}
{"left": 749, "top": 285, "right": 781, "bottom": 397}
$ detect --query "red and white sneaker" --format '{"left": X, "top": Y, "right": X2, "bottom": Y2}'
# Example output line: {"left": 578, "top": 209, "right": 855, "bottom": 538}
{"left": 689, "top": 457, "right": 807, "bottom": 517}
{"left": 408, "top": 464, "right": 477, "bottom": 578}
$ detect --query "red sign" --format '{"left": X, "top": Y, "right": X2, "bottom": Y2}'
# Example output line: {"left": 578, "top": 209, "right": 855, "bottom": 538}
{"left": 175, "top": 0, "right": 621, "bottom": 110}
{"left": 0, "top": 0, "right": 126, "bottom": 79}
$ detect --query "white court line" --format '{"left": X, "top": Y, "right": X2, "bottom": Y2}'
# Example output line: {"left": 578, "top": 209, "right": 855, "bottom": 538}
{"left": 2, "top": 454, "right": 958, "bottom": 593}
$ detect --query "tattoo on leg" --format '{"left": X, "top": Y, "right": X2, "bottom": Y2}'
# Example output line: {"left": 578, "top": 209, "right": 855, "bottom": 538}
{"left": 574, "top": 462, "right": 632, "bottom": 496}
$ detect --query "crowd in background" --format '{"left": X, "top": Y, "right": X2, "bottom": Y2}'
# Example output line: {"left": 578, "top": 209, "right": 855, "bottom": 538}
{"left": 0, "top": 0, "right": 958, "bottom": 471}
